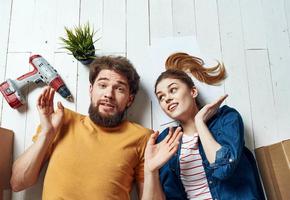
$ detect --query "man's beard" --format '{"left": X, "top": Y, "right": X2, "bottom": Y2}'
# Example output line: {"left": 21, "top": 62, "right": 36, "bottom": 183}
{"left": 88, "top": 103, "right": 125, "bottom": 127}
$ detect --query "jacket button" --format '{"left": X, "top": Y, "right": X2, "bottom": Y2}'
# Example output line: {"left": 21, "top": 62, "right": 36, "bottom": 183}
{"left": 209, "top": 180, "right": 213, "bottom": 184}
{"left": 229, "top": 158, "right": 233, "bottom": 163}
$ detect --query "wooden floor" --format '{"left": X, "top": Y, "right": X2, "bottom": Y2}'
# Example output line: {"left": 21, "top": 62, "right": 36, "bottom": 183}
{"left": 1, "top": 0, "right": 290, "bottom": 199}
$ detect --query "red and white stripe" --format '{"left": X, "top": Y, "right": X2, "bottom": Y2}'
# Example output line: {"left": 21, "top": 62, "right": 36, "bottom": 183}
{"left": 179, "top": 133, "right": 212, "bottom": 200}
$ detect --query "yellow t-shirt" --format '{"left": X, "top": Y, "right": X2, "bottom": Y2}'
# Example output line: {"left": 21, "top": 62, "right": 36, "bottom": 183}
{"left": 33, "top": 108, "right": 151, "bottom": 200}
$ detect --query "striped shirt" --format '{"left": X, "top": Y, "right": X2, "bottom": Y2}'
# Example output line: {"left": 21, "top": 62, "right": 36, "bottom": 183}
{"left": 179, "top": 133, "right": 212, "bottom": 200}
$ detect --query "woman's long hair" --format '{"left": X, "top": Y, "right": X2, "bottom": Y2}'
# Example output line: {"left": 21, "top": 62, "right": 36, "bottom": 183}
{"left": 165, "top": 52, "right": 226, "bottom": 85}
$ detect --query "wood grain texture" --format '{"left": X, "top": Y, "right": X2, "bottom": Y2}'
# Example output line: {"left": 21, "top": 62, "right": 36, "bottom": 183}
{"left": 1, "top": 0, "right": 290, "bottom": 199}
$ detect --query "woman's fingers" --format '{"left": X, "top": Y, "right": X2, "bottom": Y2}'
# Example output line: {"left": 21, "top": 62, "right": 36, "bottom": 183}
{"left": 210, "top": 94, "right": 228, "bottom": 108}
{"left": 216, "top": 94, "right": 228, "bottom": 106}
{"left": 163, "top": 127, "right": 174, "bottom": 144}
{"left": 148, "top": 131, "right": 159, "bottom": 145}
{"left": 169, "top": 130, "right": 183, "bottom": 151}
{"left": 168, "top": 127, "right": 182, "bottom": 146}
{"left": 169, "top": 143, "right": 180, "bottom": 155}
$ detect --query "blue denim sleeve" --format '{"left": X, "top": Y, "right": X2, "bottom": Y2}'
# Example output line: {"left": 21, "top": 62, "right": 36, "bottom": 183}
{"left": 207, "top": 107, "right": 244, "bottom": 180}
{"left": 156, "top": 128, "right": 170, "bottom": 143}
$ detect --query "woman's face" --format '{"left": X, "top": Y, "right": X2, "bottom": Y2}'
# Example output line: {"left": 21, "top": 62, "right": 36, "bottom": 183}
{"left": 155, "top": 78, "right": 198, "bottom": 122}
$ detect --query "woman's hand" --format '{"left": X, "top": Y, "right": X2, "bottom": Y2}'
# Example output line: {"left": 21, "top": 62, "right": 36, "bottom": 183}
{"left": 37, "top": 86, "right": 64, "bottom": 138}
{"left": 195, "top": 94, "right": 228, "bottom": 123}
{"left": 145, "top": 127, "right": 183, "bottom": 173}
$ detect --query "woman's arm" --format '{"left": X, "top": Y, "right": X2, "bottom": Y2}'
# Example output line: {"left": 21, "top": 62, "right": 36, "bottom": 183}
{"left": 142, "top": 128, "right": 183, "bottom": 200}
{"left": 195, "top": 96, "right": 245, "bottom": 180}
{"left": 195, "top": 119, "right": 221, "bottom": 164}
{"left": 194, "top": 95, "right": 227, "bottom": 163}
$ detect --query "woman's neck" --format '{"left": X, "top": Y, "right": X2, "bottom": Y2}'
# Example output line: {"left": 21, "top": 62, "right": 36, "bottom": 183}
{"left": 180, "top": 106, "right": 199, "bottom": 136}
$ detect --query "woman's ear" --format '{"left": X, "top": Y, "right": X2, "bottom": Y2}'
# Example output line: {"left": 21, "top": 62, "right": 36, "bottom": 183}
{"left": 191, "top": 86, "right": 198, "bottom": 98}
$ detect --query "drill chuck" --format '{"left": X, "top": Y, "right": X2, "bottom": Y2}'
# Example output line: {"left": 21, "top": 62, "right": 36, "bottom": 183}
{"left": 57, "top": 85, "right": 73, "bottom": 101}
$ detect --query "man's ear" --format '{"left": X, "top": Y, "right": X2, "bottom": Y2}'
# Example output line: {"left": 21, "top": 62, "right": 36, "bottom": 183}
{"left": 89, "top": 83, "right": 93, "bottom": 99}
{"left": 191, "top": 86, "right": 198, "bottom": 98}
{"left": 126, "top": 94, "right": 135, "bottom": 108}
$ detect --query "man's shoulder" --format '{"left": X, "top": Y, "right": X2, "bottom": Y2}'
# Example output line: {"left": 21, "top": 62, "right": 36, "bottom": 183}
{"left": 63, "top": 108, "right": 86, "bottom": 122}
{"left": 126, "top": 121, "right": 152, "bottom": 135}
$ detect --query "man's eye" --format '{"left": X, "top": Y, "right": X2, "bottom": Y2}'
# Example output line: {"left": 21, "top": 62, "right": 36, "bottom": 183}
{"left": 117, "top": 87, "right": 125, "bottom": 92}
{"left": 98, "top": 83, "right": 106, "bottom": 88}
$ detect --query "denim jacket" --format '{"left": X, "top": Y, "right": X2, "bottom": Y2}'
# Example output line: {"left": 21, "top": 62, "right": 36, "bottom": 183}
{"left": 156, "top": 105, "right": 265, "bottom": 200}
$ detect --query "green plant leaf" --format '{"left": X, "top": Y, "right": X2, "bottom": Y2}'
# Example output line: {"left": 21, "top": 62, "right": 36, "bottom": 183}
{"left": 59, "top": 23, "right": 99, "bottom": 60}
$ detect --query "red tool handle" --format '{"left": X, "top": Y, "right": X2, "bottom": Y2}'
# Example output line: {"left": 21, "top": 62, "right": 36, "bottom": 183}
{"left": 16, "top": 55, "right": 41, "bottom": 81}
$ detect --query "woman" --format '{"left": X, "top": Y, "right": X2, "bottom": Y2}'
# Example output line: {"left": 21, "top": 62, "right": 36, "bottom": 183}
{"left": 142, "top": 61, "right": 265, "bottom": 199}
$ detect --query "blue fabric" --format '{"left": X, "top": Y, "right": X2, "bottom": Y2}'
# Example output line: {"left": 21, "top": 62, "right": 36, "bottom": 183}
{"left": 157, "top": 105, "right": 265, "bottom": 200}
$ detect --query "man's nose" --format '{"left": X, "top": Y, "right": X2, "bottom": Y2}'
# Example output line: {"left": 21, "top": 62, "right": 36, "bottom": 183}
{"left": 104, "top": 87, "right": 114, "bottom": 99}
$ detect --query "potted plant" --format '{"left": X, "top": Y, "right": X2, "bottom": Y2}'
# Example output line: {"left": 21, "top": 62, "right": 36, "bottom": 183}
{"left": 60, "top": 23, "right": 98, "bottom": 65}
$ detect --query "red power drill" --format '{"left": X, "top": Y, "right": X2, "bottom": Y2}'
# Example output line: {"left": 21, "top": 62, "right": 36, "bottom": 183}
{"left": 0, "top": 55, "right": 73, "bottom": 109}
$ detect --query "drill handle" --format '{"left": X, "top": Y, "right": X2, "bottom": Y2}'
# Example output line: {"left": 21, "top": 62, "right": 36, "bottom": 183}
{"left": 16, "top": 63, "right": 38, "bottom": 81}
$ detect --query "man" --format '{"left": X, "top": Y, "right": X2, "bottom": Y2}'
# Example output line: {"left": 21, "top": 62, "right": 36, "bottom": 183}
{"left": 10, "top": 56, "right": 151, "bottom": 199}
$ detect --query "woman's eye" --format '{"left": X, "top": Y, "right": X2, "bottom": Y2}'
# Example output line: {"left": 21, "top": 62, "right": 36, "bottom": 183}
{"left": 170, "top": 88, "right": 177, "bottom": 93}
{"left": 158, "top": 95, "right": 165, "bottom": 101}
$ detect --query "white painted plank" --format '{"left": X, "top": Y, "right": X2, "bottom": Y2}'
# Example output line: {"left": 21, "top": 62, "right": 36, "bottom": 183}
{"left": 8, "top": 0, "right": 35, "bottom": 52}
{"left": 245, "top": 50, "right": 278, "bottom": 147}
{"left": 80, "top": 0, "right": 103, "bottom": 52}
{"left": 102, "top": 0, "right": 126, "bottom": 53}
{"left": 126, "top": 0, "right": 151, "bottom": 128}
{"left": 0, "top": 0, "right": 11, "bottom": 80}
{"left": 75, "top": 64, "right": 90, "bottom": 115}
{"left": 194, "top": 0, "right": 225, "bottom": 105}
{"left": 126, "top": 87, "right": 153, "bottom": 129}
{"left": 240, "top": 0, "right": 267, "bottom": 49}
{"left": 2, "top": 53, "right": 30, "bottom": 200}
{"left": 284, "top": 0, "right": 290, "bottom": 46}
{"left": 29, "top": 0, "right": 58, "bottom": 54}
{"left": 149, "top": 0, "right": 173, "bottom": 40}
{"left": 195, "top": 0, "right": 222, "bottom": 60}
{"left": 126, "top": 0, "right": 150, "bottom": 52}
{"left": 53, "top": 0, "right": 80, "bottom": 52}
{"left": 217, "top": 0, "right": 254, "bottom": 149}
{"left": 53, "top": 53, "right": 77, "bottom": 111}
{"left": 261, "top": 0, "right": 290, "bottom": 141}
{"left": 0, "top": 0, "right": 12, "bottom": 124}
{"left": 172, "top": 0, "right": 196, "bottom": 37}
{"left": 77, "top": 0, "right": 103, "bottom": 114}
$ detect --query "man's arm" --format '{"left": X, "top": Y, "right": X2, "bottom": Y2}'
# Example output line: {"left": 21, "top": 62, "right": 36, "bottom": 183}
{"left": 10, "top": 133, "right": 53, "bottom": 191}
{"left": 137, "top": 182, "right": 144, "bottom": 199}
{"left": 10, "top": 87, "right": 64, "bottom": 192}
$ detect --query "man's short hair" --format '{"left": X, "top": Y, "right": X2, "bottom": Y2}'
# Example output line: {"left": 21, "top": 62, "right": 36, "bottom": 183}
{"left": 89, "top": 56, "right": 140, "bottom": 97}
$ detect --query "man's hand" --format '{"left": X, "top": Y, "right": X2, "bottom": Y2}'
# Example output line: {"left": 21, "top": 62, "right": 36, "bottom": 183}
{"left": 145, "top": 127, "right": 183, "bottom": 173}
{"left": 195, "top": 94, "right": 228, "bottom": 123}
{"left": 37, "top": 86, "right": 64, "bottom": 137}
